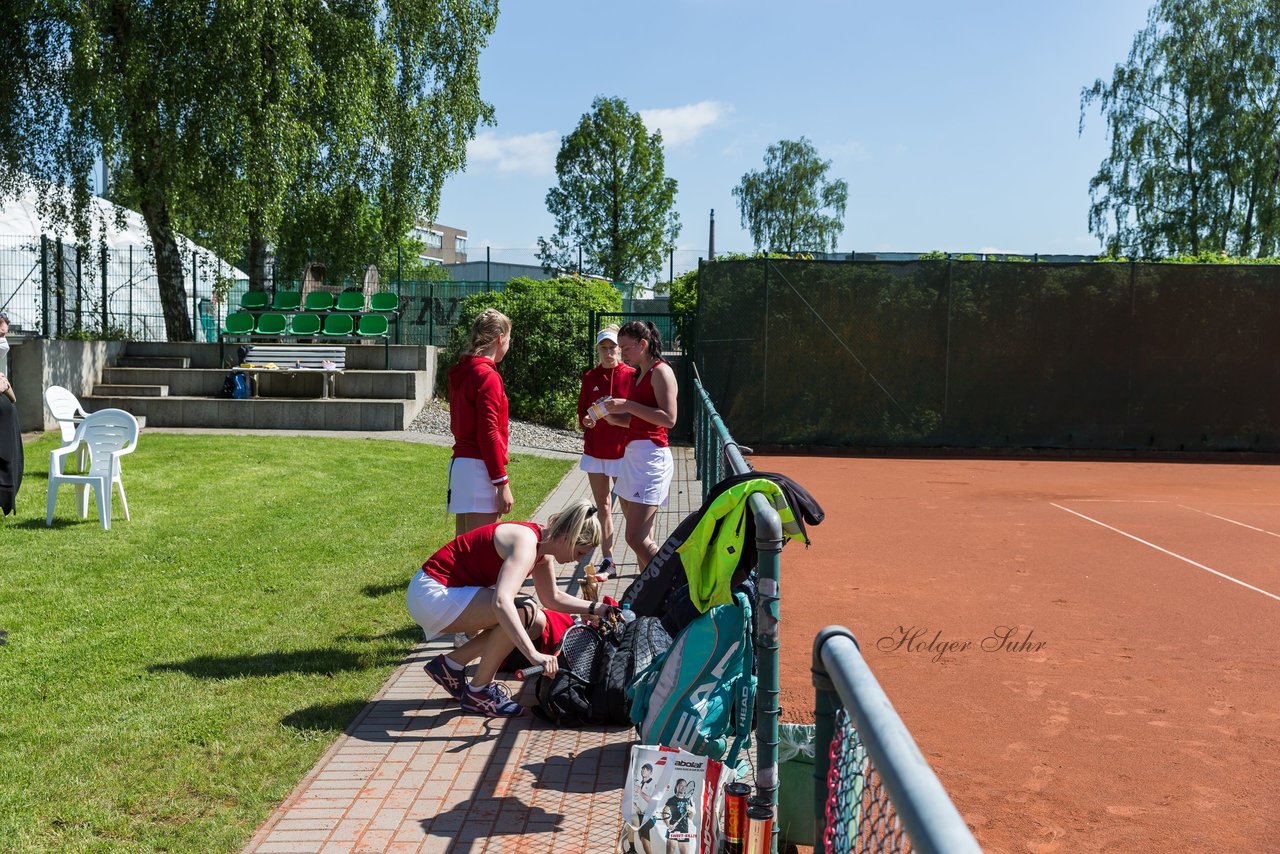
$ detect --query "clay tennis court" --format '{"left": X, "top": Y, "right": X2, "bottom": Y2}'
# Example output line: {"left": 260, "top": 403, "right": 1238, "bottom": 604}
{"left": 760, "top": 454, "right": 1280, "bottom": 853}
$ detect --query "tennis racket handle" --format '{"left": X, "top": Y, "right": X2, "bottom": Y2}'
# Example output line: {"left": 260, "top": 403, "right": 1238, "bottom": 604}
{"left": 516, "top": 665, "right": 544, "bottom": 679}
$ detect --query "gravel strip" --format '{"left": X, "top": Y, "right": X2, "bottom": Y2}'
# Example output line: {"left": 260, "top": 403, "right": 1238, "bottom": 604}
{"left": 408, "top": 398, "right": 584, "bottom": 456}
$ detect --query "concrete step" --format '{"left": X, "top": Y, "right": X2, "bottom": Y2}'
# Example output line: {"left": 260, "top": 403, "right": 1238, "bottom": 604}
{"left": 116, "top": 355, "right": 190, "bottom": 369}
{"left": 93, "top": 383, "right": 169, "bottom": 397}
{"left": 84, "top": 395, "right": 420, "bottom": 431}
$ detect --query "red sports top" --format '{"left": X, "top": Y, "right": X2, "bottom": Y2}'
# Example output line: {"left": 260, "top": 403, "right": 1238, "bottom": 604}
{"left": 422, "top": 521, "right": 543, "bottom": 588}
{"left": 448, "top": 354, "right": 509, "bottom": 482}
{"left": 578, "top": 362, "right": 636, "bottom": 459}
{"left": 626, "top": 358, "right": 669, "bottom": 448}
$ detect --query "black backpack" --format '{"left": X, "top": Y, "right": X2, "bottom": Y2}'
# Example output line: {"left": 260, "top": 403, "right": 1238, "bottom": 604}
{"left": 601, "top": 616, "right": 672, "bottom": 725}
{"left": 532, "top": 620, "right": 625, "bottom": 727}
{"left": 220, "top": 372, "right": 237, "bottom": 398}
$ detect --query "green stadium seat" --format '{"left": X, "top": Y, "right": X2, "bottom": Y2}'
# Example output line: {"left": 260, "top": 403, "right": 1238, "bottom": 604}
{"left": 334, "top": 291, "right": 366, "bottom": 313}
{"left": 356, "top": 313, "right": 391, "bottom": 368}
{"left": 369, "top": 292, "right": 399, "bottom": 314}
{"left": 287, "top": 312, "right": 321, "bottom": 337}
{"left": 321, "top": 313, "right": 354, "bottom": 337}
{"left": 271, "top": 290, "right": 302, "bottom": 312}
{"left": 255, "top": 312, "right": 287, "bottom": 337}
{"left": 221, "top": 311, "right": 255, "bottom": 338}
{"left": 239, "top": 291, "right": 269, "bottom": 311}
{"left": 303, "top": 291, "right": 334, "bottom": 312}
{"left": 356, "top": 314, "right": 389, "bottom": 337}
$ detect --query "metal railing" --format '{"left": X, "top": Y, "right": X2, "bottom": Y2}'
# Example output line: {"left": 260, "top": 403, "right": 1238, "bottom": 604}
{"left": 812, "top": 627, "right": 982, "bottom": 853}
{"left": 690, "top": 364, "right": 784, "bottom": 853}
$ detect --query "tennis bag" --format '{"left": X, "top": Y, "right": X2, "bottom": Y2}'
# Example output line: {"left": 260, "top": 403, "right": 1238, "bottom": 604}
{"left": 627, "top": 591, "right": 755, "bottom": 766}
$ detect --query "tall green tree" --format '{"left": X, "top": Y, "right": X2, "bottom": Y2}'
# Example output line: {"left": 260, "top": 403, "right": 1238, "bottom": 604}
{"left": 1081, "top": 0, "right": 1280, "bottom": 257}
{"left": 538, "top": 96, "right": 680, "bottom": 284}
{"left": 732, "top": 137, "right": 848, "bottom": 254}
{"left": 272, "top": 1, "right": 498, "bottom": 285}
{"left": 1, "top": 1, "right": 496, "bottom": 339}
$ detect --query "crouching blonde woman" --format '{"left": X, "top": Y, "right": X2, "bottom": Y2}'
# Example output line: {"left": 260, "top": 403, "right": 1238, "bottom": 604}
{"left": 405, "top": 499, "right": 620, "bottom": 717}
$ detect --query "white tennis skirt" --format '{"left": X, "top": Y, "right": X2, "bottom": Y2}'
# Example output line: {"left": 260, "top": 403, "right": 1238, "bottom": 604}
{"left": 579, "top": 453, "right": 623, "bottom": 477}
{"left": 448, "top": 457, "right": 502, "bottom": 514}
{"left": 406, "top": 569, "right": 480, "bottom": 641}
{"left": 613, "top": 440, "right": 673, "bottom": 507}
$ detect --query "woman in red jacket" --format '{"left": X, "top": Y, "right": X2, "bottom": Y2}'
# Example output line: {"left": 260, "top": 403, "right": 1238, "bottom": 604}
{"left": 407, "top": 498, "right": 619, "bottom": 717}
{"left": 448, "top": 308, "right": 513, "bottom": 536}
{"left": 577, "top": 325, "right": 636, "bottom": 580}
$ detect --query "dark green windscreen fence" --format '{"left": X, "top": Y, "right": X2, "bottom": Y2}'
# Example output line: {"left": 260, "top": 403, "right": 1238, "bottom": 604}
{"left": 694, "top": 259, "right": 1280, "bottom": 451}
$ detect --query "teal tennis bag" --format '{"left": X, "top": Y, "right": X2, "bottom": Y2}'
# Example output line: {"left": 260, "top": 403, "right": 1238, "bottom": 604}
{"left": 627, "top": 590, "right": 755, "bottom": 766}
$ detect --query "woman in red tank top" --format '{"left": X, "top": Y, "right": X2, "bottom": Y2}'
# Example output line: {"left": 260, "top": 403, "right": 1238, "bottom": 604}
{"left": 600, "top": 320, "right": 678, "bottom": 569}
{"left": 578, "top": 325, "right": 636, "bottom": 580}
{"left": 406, "top": 499, "right": 620, "bottom": 717}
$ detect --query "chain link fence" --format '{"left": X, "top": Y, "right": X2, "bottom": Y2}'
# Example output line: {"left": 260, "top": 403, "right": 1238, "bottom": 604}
{"left": 1, "top": 237, "right": 662, "bottom": 350}
{"left": 694, "top": 258, "right": 1280, "bottom": 452}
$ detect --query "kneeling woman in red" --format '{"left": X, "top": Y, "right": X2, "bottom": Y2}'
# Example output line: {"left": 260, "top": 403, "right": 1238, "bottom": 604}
{"left": 405, "top": 499, "right": 618, "bottom": 717}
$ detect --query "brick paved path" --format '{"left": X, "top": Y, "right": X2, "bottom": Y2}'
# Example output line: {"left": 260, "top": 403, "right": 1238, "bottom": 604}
{"left": 243, "top": 448, "right": 701, "bottom": 854}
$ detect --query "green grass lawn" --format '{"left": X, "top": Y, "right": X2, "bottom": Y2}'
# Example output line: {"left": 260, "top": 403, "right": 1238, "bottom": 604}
{"left": 0, "top": 432, "right": 572, "bottom": 852}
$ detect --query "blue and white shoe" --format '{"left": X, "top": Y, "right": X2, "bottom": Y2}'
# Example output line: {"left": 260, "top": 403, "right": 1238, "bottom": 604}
{"left": 424, "top": 654, "right": 466, "bottom": 700}
{"left": 460, "top": 681, "right": 524, "bottom": 718}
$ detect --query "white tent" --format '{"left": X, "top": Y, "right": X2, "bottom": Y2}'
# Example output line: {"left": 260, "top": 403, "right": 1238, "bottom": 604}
{"left": 0, "top": 185, "right": 246, "bottom": 341}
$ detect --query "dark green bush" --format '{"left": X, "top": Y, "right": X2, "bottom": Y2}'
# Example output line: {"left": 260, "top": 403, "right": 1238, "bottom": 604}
{"left": 442, "top": 276, "right": 622, "bottom": 429}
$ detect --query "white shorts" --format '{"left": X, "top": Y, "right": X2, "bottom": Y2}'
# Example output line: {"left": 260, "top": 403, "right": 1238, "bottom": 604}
{"left": 406, "top": 569, "right": 481, "bottom": 641}
{"left": 448, "top": 457, "right": 502, "bottom": 514}
{"left": 613, "top": 440, "right": 673, "bottom": 507}
{"left": 579, "top": 454, "right": 623, "bottom": 477}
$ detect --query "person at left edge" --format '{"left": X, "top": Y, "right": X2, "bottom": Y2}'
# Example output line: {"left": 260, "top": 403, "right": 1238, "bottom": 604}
{"left": 448, "top": 308, "right": 513, "bottom": 536}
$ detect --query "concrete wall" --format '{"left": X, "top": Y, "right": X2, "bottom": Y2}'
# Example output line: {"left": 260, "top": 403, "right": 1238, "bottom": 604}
{"left": 7, "top": 339, "right": 128, "bottom": 432}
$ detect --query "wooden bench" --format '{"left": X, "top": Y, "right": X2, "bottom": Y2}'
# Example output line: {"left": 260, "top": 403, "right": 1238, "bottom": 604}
{"left": 233, "top": 345, "right": 346, "bottom": 399}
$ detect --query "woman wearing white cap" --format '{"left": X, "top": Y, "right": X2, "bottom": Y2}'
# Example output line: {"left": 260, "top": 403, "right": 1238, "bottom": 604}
{"left": 577, "top": 325, "right": 635, "bottom": 579}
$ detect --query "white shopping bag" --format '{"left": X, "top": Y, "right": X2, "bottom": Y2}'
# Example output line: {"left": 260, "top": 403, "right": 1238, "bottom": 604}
{"left": 617, "top": 744, "right": 735, "bottom": 854}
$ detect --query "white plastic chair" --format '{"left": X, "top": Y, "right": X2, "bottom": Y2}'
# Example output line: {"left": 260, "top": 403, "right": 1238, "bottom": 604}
{"left": 44, "top": 385, "right": 89, "bottom": 445}
{"left": 46, "top": 408, "right": 139, "bottom": 530}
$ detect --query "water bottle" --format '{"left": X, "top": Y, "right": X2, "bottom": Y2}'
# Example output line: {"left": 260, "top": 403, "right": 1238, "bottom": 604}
{"left": 620, "top": 602, "right": 636, "bottom": 624}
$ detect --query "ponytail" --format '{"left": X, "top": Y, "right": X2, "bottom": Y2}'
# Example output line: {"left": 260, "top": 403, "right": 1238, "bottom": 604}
{"left": 468, "top": 308, "right": 512, "bottom": 355}
{"left": 544, "top": 498, "right": 602, "bottom": 549}
{"left": 618, "top": 320, "right": 662, "bottom": 359}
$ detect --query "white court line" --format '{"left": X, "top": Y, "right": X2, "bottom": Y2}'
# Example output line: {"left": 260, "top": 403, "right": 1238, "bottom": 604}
{"left": 1177, "top": 504, "right": 1280, "bottom": 539}
{"left": 1063, "top": 499, "right": 1168, "bottom": 503}
{"left": 1051, "top": 503, "right": 1280, "bottom": 604}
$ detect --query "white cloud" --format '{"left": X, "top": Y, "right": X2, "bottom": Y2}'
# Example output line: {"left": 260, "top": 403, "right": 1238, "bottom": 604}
{"left": 640, "top": 101, "right": 732, "bottom": 148}
{"left": 467, "top": 131, "right": 560, "bottom": 176}
{"left": 826, "top": 140, "right": 870, "bottom": 161}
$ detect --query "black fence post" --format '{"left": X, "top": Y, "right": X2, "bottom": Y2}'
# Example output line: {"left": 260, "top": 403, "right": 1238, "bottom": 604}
{"left": 101, "top": 244, "right": 109, "bottom": 337}
{"left": 191, "top": 248, "right": 199, "bottom": 340}
{"left": 128, "top": 245, "right": 134, "bottom": 337}
{"left": 587, "top": 308, "right": 596, "bottom": 369}
{"left": 74, "top": 245, "right": 83, "bottom": 332}
{"left": 428, "top": 280, "right": 436, "bottom": 346}
{"left": 40, "top": 235, "right": 50, "bottom": 338}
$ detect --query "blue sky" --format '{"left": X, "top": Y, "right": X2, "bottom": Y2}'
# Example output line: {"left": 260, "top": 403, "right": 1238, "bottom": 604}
{"left": 437, "top": 1, "right": 1155, "bottom": 279}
